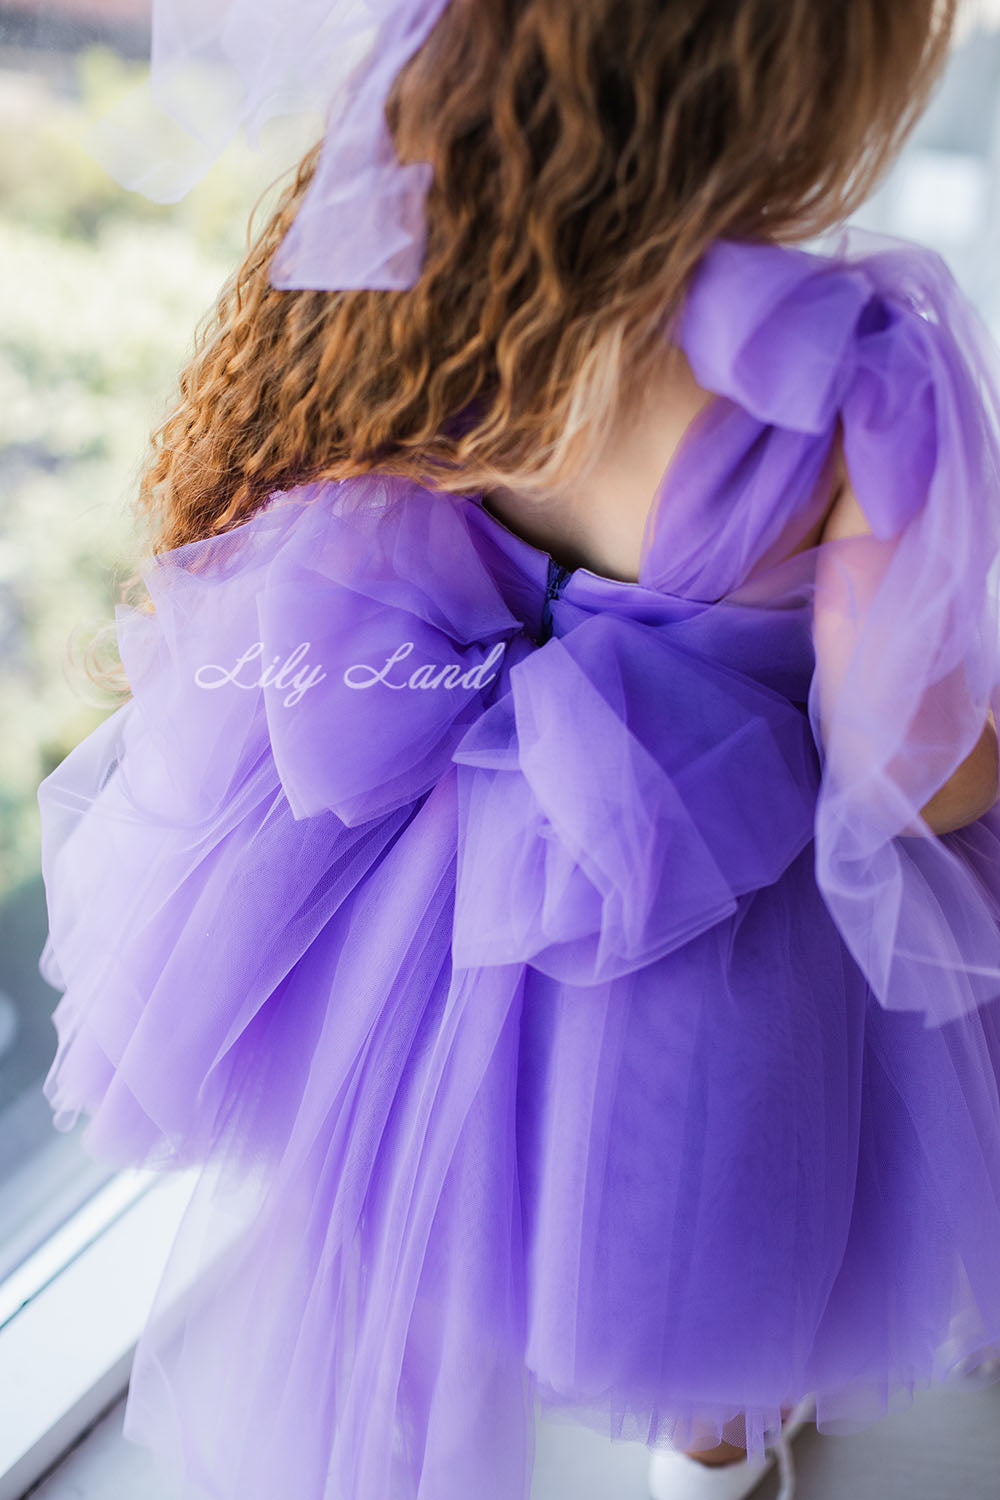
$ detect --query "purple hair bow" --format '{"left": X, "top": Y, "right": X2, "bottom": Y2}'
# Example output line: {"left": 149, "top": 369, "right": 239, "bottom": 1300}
{"left": 84, "top": 0, "right": 456, "bottom": 289}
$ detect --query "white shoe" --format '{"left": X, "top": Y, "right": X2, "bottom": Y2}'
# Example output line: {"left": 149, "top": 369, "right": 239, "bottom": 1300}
{"left": 936, "top": 1301, "right": 1000, "bottom": 1385}
{"left": 941, "top": 1338, "right": 1000, "bottom": 1384}
{"left": 647, "top": 1394, "right": 816, "bottom": 1500}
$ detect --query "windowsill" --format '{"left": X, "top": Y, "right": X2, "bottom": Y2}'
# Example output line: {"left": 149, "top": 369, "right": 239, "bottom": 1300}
{"left": 0, "top": 1167, "right": 199, "bottom": 1500}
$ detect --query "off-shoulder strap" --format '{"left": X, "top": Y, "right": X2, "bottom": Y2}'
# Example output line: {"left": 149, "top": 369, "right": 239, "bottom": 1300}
{"left": 676, "top": 235, "right": 875, "bottom": 434}
{"left": 800, "top": 229, "right": 1000, "bottom": 1025}
{"left": 640, "top": 232, "right": 913, "bottom": 601}
{"left": 662, "top": 227, "right": 1000, "bottom": 1025}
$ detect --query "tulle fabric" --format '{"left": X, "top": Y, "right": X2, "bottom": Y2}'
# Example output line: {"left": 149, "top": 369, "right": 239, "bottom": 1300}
{"left": 650, "top": 224, "right": 1000, "bottom": 1027}
{"left": 36, "top": 226, "right": 1000, "bottom": 1499}
{"left": 81, "top": 0, "right": 453, "bottom": 290}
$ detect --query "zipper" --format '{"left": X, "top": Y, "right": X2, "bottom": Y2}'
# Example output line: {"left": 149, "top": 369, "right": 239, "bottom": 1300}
{"left": 537, "top": 557, "right": 573, "bottom": 645}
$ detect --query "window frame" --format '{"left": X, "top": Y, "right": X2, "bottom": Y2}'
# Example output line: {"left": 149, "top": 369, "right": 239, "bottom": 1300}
{"left": 0, "top": 1167, "right": 198, "bottom": 1500}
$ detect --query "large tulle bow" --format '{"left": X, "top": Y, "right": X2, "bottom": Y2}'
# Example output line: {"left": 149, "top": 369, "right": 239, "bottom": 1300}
{"left": 116, "top": 469, "right": 826, "bottom": 990}
{"left": 256, "top": 480, "right": 831, "bottom": 985}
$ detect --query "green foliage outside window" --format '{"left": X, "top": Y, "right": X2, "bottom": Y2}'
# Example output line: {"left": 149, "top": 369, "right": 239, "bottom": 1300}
{"left": 1, "top": 44, "right": 314, "bottom": 904}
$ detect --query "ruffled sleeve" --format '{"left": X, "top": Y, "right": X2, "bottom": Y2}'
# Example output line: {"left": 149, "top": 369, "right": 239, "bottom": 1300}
{"left": 660, "top": 228, "right": 1000, "bottom": 1028}
{"left": 804, "top": 231, "right": 1000, "bottom": 1027}
{"left": 36, "top": 476, "right": 532, "bottom": 1168}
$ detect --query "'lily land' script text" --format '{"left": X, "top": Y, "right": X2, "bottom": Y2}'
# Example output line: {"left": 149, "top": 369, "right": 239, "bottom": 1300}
{"left": 194, "top": 639, "right": 506, "bottom": 707}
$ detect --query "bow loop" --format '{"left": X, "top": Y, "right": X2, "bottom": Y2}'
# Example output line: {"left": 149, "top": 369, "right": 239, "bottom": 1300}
{"left": 258, "top": 561, "right": 530, "bottom": 823}
{"left": 249, "top": 480, "right": 530, "bottom": 822}
{"left": 678, "top": 237, "right": 873, "bottom": 434}
{"left": 452, "top": 613, "right": 819, "bottom": 984}
{"left": 122, "top": 478, "right": 532, "bottom": 827}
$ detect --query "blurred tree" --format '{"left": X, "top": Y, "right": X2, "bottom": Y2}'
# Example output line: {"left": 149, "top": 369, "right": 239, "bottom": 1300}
{"left": 0, "top": 36, "right": 316, "bottom": 902}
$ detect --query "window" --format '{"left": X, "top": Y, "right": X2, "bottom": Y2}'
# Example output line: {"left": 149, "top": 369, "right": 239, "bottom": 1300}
{"left": 0, "top": 3, "right": 315, "bottom": 1487}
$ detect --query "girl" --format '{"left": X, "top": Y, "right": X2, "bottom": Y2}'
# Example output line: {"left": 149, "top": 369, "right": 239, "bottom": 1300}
{"left": 36, "top": 2, "right": 1000, "bottom": 1499}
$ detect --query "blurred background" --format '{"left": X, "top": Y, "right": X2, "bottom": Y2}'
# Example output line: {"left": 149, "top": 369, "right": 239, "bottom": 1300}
{"left": 0, "top": 0, "right": 321, "bottom": 1299}
{"left": 0, "top": 0, "right": 999, "bottom": 1337}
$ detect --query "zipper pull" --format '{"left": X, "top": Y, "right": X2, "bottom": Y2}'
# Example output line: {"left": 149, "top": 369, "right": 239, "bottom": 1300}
{"left": 538, "top": 557, "right": 573, "bottom": 645}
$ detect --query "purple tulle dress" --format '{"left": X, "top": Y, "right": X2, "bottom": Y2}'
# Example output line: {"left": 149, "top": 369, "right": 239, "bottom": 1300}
{"left": 36, "top": 224, "right": 1000, "bottom": 1500}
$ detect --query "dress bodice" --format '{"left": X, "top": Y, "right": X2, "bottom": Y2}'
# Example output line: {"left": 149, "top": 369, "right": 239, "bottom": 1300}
{"left": 455, "top": 229, "right": 919, "bottom": 626}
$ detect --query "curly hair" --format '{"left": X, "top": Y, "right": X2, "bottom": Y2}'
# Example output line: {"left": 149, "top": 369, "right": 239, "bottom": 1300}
{"left": 88, "top": 0, "right": 957, "bottom": 696}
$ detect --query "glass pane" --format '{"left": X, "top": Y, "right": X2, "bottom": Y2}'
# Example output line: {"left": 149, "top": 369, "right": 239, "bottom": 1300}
{"left": 845, "top": 5, "right": 1000, "bottom": 331}
{"left": 0, "top": 0, "right": 316, "bottom": 1293}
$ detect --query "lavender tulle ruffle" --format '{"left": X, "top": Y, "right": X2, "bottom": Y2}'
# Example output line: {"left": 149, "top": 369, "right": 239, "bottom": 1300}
{"left": 36, "top": 226, "right": 1000, "bottom": 1499}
